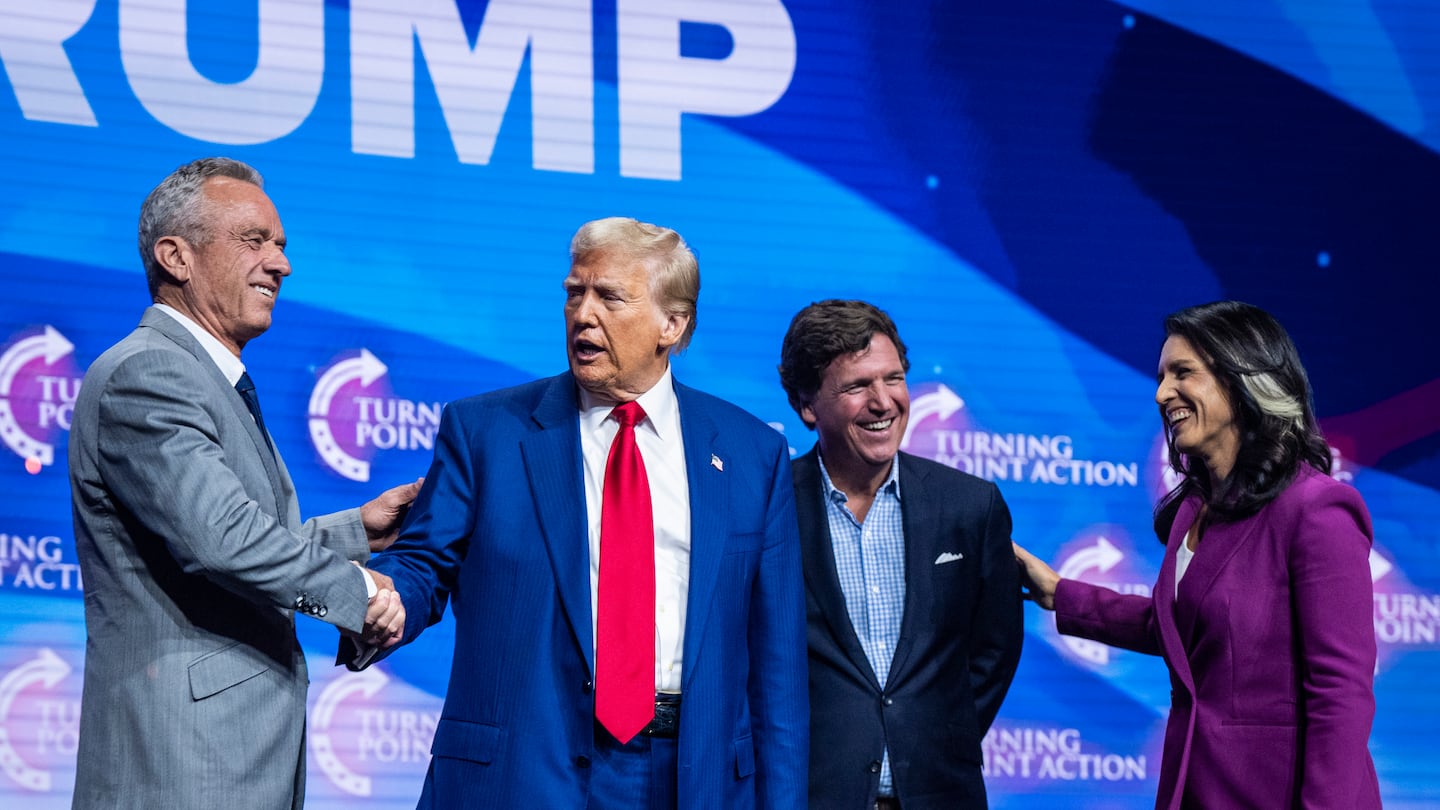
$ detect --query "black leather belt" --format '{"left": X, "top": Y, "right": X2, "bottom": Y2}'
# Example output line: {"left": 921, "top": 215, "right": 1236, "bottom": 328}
{"left": 642, "top": 693, "right": 681, "bottom": 739}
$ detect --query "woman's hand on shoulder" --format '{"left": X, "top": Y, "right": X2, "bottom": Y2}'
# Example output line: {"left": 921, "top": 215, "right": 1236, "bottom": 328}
{"left": 1012, "top": 542, "right": 1060, "bottom": 611}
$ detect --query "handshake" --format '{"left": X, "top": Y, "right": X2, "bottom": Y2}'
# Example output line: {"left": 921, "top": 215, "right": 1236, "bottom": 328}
{"left": 349, "top": 568, "right": 406, "bottom": 650}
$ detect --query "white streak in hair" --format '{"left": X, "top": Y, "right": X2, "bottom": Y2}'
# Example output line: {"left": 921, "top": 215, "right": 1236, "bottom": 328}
{"left": 1241, "top": 372, "right": 1303, "bottom": 423}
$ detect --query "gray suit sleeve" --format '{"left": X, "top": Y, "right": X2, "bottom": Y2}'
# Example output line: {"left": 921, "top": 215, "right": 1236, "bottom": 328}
{"left": 95, "top": 350, "right": 369, "bottom": 632}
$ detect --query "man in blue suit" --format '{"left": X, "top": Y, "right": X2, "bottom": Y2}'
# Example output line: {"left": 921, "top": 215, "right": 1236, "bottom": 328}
{"left": 362, "top": 217, "right": 808, "bottom": 808}
{"left": 778, "top": 300, "right": 1022, "bottom": 810}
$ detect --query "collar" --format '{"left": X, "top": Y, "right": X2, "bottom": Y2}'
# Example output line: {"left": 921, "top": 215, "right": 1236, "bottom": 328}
{"left": 816, "top": 450, "right": 902, "bottom": 505}
{"left": 152, "top": 304, "right": 246, "bottom": 386}
{"left": 576, "top": 364, "right": 679, "bottom": 439}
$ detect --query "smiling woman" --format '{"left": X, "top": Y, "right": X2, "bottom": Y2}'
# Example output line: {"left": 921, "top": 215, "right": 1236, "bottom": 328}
{"left": 1013, "top": 300, "right": 1382, "bottom": 810}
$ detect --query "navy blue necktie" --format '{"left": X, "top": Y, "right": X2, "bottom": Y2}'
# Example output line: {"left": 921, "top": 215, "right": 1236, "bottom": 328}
{"left": 234, "top": 371, "right": 275, "bottom": 456}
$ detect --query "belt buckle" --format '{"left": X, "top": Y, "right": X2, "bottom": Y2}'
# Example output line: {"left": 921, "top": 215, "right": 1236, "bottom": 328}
{"left": 642, "top": 694, "right": 681, "bottom": 738}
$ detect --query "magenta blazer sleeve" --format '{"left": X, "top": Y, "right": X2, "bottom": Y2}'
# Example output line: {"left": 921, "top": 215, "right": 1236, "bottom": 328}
{"left": 1054, "top": 577, "right": 1163, "bottom": 657}
{"left": 1287, "top": 479, "right": 1379, "bottom": 809}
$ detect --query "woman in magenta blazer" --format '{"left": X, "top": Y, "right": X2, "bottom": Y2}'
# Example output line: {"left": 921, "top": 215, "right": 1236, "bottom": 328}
{"left": 1015, "top": 301, "right": 1381, "bottom": 809}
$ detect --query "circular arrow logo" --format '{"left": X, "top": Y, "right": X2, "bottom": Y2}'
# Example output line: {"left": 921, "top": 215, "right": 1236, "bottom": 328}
{"left": 0, "top": 326, "right": 80, "bottom": 467}
{"left": 309, "top": 350, "right": 390, "bottom": 481}
{"left": 0, "top": 648, "right": 72, "bottom": 791}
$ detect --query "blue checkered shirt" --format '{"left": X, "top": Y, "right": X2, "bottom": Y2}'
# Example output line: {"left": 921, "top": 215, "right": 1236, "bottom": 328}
{"left": 818, "top": 455, "right": 905, "bottom": 796}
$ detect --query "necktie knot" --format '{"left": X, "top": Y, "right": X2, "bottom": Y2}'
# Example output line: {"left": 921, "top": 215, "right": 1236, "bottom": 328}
{"left": 235, "top": 371, "right": 256, "bottom": 397}
{"left": 611, "top": 400, "right": 646, "bottom": 429}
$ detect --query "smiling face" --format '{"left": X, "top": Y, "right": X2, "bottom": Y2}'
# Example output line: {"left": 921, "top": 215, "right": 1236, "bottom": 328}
{"left": 1156, "top": 334, "right": 1241, "bottom": 483}
{"left": 563, "top": 250, "right": 686, "bottom": 403}
{"left": 156, "top": 177, "right": 290, "bottom": 357}
{"left": 803, "top": 333, "right": 910, "bottom": 491}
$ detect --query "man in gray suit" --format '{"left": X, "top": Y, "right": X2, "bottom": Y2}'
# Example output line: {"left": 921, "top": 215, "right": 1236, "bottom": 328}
{"left": 68, "top": 157, "right": 417, "bottom": 809}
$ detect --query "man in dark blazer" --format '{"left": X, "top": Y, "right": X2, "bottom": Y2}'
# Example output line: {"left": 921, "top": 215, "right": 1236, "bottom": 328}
{"left": 68, "top": 158, "right": 416, "bottom": 809}
{"left": 777, "top": 300, "right": 1022, "bottom": 810}
{"left": 361, "top": 217, "right": 808, "bottom": 808}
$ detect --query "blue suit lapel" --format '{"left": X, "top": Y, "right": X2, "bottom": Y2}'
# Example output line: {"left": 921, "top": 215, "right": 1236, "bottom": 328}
{"left": 519, "top": 374, "right": 594, "bottom": 674}
{"left": 888, "top": 453, "right": 934, "bottom": 685}
{"left": 676, "top": 382, "right": 729, "bottom": 694}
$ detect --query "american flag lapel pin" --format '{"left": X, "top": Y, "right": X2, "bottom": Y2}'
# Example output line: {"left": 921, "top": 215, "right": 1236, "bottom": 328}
{"left": 710, "top": 453, "right": 724, "bottom": 472}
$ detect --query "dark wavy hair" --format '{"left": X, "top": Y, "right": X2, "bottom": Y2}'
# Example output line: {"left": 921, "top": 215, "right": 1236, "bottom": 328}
{"left": 1153, "top": 301, "right": 1332, "bottom": 542}
{"left": 777, "top": 300, "right": 909, "bottom": 428}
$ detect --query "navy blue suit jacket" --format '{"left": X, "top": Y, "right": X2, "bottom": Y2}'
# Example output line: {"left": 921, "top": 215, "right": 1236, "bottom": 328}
{"left": 796, "top": 449, "right": 1022, "bottom": 810}
{"left": 368, "top": 372, "right": 808, "bottom": 809}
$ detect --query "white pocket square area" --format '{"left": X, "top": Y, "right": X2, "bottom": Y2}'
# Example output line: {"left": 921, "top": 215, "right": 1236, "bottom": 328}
{"left": 934, "top": 551, "right": 964, "bottom": 565}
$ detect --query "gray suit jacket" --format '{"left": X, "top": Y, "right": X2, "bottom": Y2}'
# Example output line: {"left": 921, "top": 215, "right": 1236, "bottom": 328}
{"left": 68, "top": 307, "right": 371, "bottom": 809}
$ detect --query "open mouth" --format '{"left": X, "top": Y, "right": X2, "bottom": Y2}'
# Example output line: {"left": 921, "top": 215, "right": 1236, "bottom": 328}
{"left": 572, "top": 339, "right": 604, "bottom": 361}
{"left": 252, "top": 284, "right": 275, "bottom": 299}
{"left": 860, "top": 418, "right": 894, "bottom": 432}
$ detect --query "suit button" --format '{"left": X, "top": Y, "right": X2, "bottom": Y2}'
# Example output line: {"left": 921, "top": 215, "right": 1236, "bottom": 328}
{"left": 575, "top": 755, "right": 591, "bottom": 769}
{"left": 582, "top": 680, "right": 594, "bottom": 694}
{"left": 868, "top": 760, "right": 882, "bottom": 773}
{"left": 883, "top": 697, "right": 894, "bottom": 706}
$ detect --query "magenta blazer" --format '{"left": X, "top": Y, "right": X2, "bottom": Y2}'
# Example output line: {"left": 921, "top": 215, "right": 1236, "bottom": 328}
{"left": 1055, "top": 464, "right": 1381, "bottom": 809}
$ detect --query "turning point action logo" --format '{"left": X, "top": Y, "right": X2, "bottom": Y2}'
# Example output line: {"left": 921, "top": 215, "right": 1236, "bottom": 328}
{"left": 903, "top": 382, "right": 1140, "bottom": 487}
{"left": 309, "top": 350, "right": 441, "bottom": 481}
{"left": 0, "top": 326, "right": 82, "bottom": 471}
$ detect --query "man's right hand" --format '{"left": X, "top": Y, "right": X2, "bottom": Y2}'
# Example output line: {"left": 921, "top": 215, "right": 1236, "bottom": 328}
{"left": 359, "top": 569, "right": 405, "bottom": 648}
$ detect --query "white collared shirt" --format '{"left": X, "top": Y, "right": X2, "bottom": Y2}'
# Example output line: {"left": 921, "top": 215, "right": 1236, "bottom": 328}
{"left": 153, "top": 304, "right": 245, "bottom": 385}
{"left": 578, "top": 365, "right": 691, "bottom": 693}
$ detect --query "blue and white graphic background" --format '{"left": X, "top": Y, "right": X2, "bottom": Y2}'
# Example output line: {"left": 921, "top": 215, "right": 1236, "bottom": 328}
{"left": 1, "top": 1, "right": 1436, "bottom": 806}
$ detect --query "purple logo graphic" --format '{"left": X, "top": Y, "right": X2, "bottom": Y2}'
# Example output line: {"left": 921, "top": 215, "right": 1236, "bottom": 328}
{"left": 0, "top": 326, "right": 82, "bottom": 469}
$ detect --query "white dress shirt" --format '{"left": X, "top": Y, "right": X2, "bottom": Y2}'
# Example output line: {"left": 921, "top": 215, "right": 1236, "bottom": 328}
{"left": 578, "top": 365, "right": 691, "bottom": 693}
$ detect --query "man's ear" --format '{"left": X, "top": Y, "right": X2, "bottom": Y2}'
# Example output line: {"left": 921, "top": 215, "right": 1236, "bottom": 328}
{"left": 799, "top": 400, "right": 817, "bottom": 428}
{"left": 658, "top": 311, "right": 689, "bottom": 352}
{"left": 152, "top": 236, "right": 193, "bottom": 284}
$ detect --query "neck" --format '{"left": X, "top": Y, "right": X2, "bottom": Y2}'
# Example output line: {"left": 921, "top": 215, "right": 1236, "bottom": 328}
{"left": 822, "top": 452, "right": 893, "bottom": 501}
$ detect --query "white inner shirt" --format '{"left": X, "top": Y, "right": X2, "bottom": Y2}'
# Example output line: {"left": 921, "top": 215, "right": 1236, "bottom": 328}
{"left": 578, "top": 365, "right": 691, "bottom": 693}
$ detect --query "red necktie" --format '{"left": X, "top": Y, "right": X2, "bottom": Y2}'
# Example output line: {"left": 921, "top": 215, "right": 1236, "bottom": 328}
{"left": 595, "top": 401, "right": 655, "bottom": 743}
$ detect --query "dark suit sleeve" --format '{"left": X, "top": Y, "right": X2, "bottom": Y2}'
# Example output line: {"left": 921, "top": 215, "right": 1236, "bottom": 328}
{"left": 747, "top": 438, "right": 809, "bottom": 809}
{"left": 969, "top": 483, "right": 1024, "bottom": 733}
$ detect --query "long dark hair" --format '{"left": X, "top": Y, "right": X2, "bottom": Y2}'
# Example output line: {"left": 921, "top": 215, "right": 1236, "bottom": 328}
{"left": 1153, "top": 301, "right": 1332, "bottom": 542}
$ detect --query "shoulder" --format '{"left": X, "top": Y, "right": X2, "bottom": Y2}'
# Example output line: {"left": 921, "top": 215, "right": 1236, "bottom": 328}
{"left": 80, "top": 326, "right": 203, "bottom": 398}
{"left": 440, "top": 374, "right": 563, "bottom": 421}
{"left": 676, "top": 382, "right": 785, "bottom": 448}
{"left": 1274, "top": 463, "right": 1364, "bottom": 511}
{"left": 900, "top": 451, "right": 998, "bottom": 497}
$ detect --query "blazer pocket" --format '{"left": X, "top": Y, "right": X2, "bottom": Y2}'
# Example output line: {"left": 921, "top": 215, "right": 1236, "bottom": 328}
{"left": 733, "top": 733, "right": 755, "bottom": 779}
{"left": 188, "top": 642, "right": 270, "bottom": 701}
{"left": 431, "top": 717, "right": 502, "bottom": 764}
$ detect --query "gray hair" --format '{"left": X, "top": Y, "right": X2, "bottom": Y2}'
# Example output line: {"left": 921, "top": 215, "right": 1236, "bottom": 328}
{"left": 569, "top": 217, "right": 699, "bottom": 352}
{"left": 138, "top": 157, "right": 264, "bottom": 297}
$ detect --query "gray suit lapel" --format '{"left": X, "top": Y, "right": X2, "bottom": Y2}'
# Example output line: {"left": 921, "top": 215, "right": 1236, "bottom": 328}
{"left": 139, "top": 308, "right": 287, "bottom": 517}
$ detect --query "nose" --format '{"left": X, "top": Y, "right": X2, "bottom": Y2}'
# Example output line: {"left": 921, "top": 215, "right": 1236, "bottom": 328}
{"left": 868, "top": 383, "right": 892, "bottom": 413}
{"left": 266, "top": 246, "right": 291, "bottom": 277}
{"left": 569, "top": 291, "right": 599, "bottom": 327}
{"left": 1155, "top": 376, "right": 1172, "bottom": 407}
